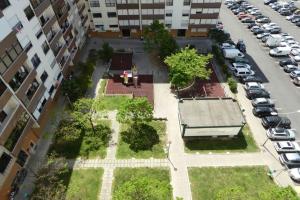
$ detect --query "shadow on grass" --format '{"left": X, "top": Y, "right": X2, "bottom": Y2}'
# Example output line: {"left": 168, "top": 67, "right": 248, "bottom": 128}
{"left": 185, "top": 125, "right": 258, "bottom": 153}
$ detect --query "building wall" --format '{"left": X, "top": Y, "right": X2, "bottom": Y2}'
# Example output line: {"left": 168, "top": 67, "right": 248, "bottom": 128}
{"left": 0, "top": 0, "right": 88, "bottom": 199}
{"left": 87, "top": 0, "right": 222, "bottom": 37}
{"left": 183, "top": 126, "right": 243, "bottom": 137}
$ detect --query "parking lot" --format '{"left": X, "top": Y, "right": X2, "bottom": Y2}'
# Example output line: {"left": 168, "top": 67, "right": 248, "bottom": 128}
{"left": 220, "top": 3, "right": 300, "bottom": 139}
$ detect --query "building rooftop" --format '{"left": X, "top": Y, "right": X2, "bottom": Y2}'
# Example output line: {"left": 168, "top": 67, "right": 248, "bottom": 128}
{"left": 178, "top": 98, "right": 245, "bottom": 128}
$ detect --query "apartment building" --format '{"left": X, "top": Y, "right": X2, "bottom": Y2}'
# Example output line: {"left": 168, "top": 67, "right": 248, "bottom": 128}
{"left": 0, "top": 0, "right": 89, "bottom": 199}
{"left": 87, "top": 0, "right": 222, "bottom": 38}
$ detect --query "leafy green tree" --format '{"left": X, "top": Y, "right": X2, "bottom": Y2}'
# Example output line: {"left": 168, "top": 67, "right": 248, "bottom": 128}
{"left": 143, "top": 20, "right": 178, "bottom": 59}
{"left": 98, "top": 42, "right": 114, "bottom": 62}
{"left": 61, "top": 78, "right": 83, "bottom": 102}
{"left": 208, "top": 29, "right": 230, "bottom": 44}
{"left": 121, "top": 123, "right": 159, "bottom": 151}
{"left": 216, "top": 186, "right": 248, "bottom": 200}
{"left": 259, "top": 186, "right": 299, "bottom": 200}
{"left": 113, "top": 177, "right": 171, "bottom": 200}
{"left": 87, "top": 49, "right": 98, "bottom": 63}
{"left": 55, "top": 118, "right": 82, "bottom": 142}
{"left": 117, "top": 97, "right": 153, "bottom": 124}
{"left": 164, "top": 47, "right": 212, "bottom": 88}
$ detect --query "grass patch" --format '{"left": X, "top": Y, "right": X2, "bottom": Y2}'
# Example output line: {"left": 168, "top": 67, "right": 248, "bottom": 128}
{"left": 117, "top": 121, "right": 167, "bottom": 159}
{"left": 112, "top": 168, "right": 172, "bottom": 200}
{"left": 98, "top": 95, "right": 131, "bottom": 111}
{"left": 185, "top": 124, "right": 258, "bottom": 153}
{"left": 189, "top": 166, "right": 298, "bottom": 200}
{"left": 65, "top": 168, "right": 103, "bottom": 200}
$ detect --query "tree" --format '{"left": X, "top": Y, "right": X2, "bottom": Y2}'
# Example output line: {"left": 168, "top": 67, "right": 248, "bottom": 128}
{"left": 117, "top": 97, "right": 153, "bottom": 124}
{"left": 208, "top": 29, "right": 230, "bottom": 44}
{"left": 31, "top": 156, "right": 69, "bottom": 200}
{"left": 259, "top": 186, "right": 299, "bottom": 200}
{"left": 61, "top": 78, "right": 83, "bottom": 102}
{"left": 121, "top": 123, "right": 159, "bottom": 151}
{"left": 164, "top": 47, "right": 213, "bottom": 88}
{"left": 55, "top": 118, "right": 82, "bottom": 142}
{"left": 98, "top": 42, "right": 114, "bottom": 63}
{"left": 113, "top": 177, "right": 171, "bottom": 200}
{"left": 71, "top": 98, "right": 104, "bottom": 135}
{"left": 143, "top": 20, "right": 178, "bottom": 59}
{"left": 216, "top": 186, "right": 248, "bottom": 200}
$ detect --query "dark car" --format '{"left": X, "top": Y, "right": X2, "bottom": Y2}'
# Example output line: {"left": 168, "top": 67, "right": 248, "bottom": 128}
{"left": 251, "top": 97, "right": 275, "bottom": 107}
{"left": 241, "top": 75, "right": 263, "bottom": 83}
{"left": 253, "top": 28, "right": 265, "bottom": 35}
{"left": 252, "top": 107, "right": 277, "bottom": 117}
{"left": 268, "top": 27, "right": 281, "bottom": 34}
{"left": 264, "top": 0, "right": 277, "bottom": 5}
{"left": 236, "top": 40, "right": 246, "bottom": 53}
{"left": 261, "top": 116, "right": 291, "bottom": 129}
{"left": 247, "top": 23, "right": 257, "bottom": 29}
{"left": 292, "top": 18, "right": 300, "bottom": 23}
{"left": 241, "top": 18, "right": 255, "bottom": 23}
{"left": 296, "top": 21, "right": 300, "bottom": 27}
{"left": 279, "top": 59, "right": 298, "bottom": 67}
{"left": 246, "top": 89, "right": 270, "bottom": 99}
{"left": 255, "top": 15, "right": 265, "bottom": 20}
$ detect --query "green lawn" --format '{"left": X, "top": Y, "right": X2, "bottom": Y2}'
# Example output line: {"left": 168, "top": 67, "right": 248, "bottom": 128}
{"left": 112, "top": 168, "right": 172, "bottom": 200}
{"left": 185, "top": 124, "right": 258, "bottom": 153}
{"left": 189, "top": 167, "right": 298, "bottom": 200}
{"left": 65, "top": 168, "right": 103, "bottom": 200}
{"left": 98, "top": 95, "right": 131, "bottom": 111}
{"left": 116, "top": 121, "right": 167, "bottom": 159}
{"left": 50, "top": 120, "right": 111, "bottom": 159}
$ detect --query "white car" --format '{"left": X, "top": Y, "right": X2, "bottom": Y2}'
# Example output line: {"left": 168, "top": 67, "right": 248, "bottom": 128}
{"left": 230, "top": 62, "right": 252, "bottom": 70}
{"left": 262, "top": 23, "right": 277, "bottom": 29}
{"left": 257, "top": 33, "right": 270, "bottom": 39}
{"left": 221, "top": 43, "right": 235, "bottom": 49}
{"left": 289, "top": 168, "right": 300, "bottom": 181}
{"left": 274, "top": 141, "right": 300, "bottom": 153}
{"left": 244, "top": 82, "right": 264, "bottom": 91}
{"left": 266, "top": 128, "right": 296, "bottom": 140}
{"left": 251, "top": 26, "right": 260, "bottom": 32}
{"left": 290, "top": 49, "right": 300, "bottom": 62}
{"left": 286, "top": 15, "right": 295, "bottom": 21}
{"left": 234, "top": 68, "right": 255, "bottom": 78}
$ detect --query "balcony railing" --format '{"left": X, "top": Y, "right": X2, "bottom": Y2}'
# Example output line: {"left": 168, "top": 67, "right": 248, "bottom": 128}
{"left": 26, "top": 80, "right": 39, "bottom": 101}
{"left": 9, "top": 67, "right": 29, "bottom": 91}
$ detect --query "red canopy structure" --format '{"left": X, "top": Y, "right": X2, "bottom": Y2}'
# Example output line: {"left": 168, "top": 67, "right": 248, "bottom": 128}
{"left": 109, "top": 51, "right": 133, "bottom": 71}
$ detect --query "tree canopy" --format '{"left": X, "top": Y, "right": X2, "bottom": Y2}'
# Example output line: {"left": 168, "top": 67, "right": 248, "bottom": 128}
{"left": 164, "top": 47, "right": 212, "bottom": 88}
{"left": 143, "top": 20, "right": 178, "bottom": 59}
{"left": 117, "top": 97, "right": 153, "bottom": 124}
{"left": 98, "top": 42, "right": 114, "bottom": 62}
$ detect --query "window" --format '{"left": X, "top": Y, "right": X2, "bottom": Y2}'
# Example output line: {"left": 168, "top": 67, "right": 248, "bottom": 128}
{"left": 90, "top": 0, "right": 100, "bottom": 7}
{"left": 0, "top": 41, "right": 23, "bottom": 74}
{"left": 16, "top": 150, "right": 28, "bottom": 167}
{"left": 166, "top": 0, "right": 173, "bottom": 6}
{"left": 95, "top": 25, "right": 104, "bottom": 31}
{"left": 107, "top": 12, "right": 117, "bottom": 18}
{"left": 0, "top": 80, "right": 6, "bottom": 96}
{"left": 42, "top": 41, "right": 49, "bottom": 54}
{"left": 0, "top": 0, "right": 10, "bottom": 10}
{"left": 0, "top": 153, "right": 12, "bottom": 174}
{"left": 38, "top": 98, "right": 47, "bottom": 113}
{"left": 109, "top": 24, "right": 118, "bottom": 28}
{"left": 182, "top": 10, "right": 189, "bottom": 17}
{"left": 105, "top": 0, "right": 116, "bottom": 7}
{"left": 0, "top": 111, "right": 7, "bottom": 123}
{"left": 7, "top": 48, "right": 18, "bottom": 61}
{"left": 40, "top": 71, "right": 48, "bottom": 82}
{"left": 24, "top": 6, "right": 34, "bottom": 21}
{"left": 49, "top": 85, "right": 55, "bottom": 95}
{"left": 183, "top": 0, "right": 191, "bottom": 6}
{"left": 92, "top": 13, "right": 102, "bottom": 18}
{"left": 31, "top": 54, "right": 41, "bottom": 68}
{"left": 166, "top": 12, "right": 172, "bottom": 17}
{"left": 36, "top": 29, "right": 43, "bottom": 38}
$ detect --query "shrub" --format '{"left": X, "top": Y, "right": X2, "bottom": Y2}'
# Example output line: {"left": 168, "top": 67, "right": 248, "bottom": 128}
{"left": 228, "top": 77, "right": 237, "bottom": 93}
{"left": 208, "top": 29, "right": 230, "bottom": 44}
{"left": 121, "top": 123, "right": 159, "bottom": 152}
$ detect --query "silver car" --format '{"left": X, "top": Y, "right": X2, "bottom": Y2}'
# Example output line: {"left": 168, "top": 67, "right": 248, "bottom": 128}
{"left": 274, "top": 141, "right": 300, "bottom": 153}
{"left": 266, "top": 128, "right": 296, "bottom": 140}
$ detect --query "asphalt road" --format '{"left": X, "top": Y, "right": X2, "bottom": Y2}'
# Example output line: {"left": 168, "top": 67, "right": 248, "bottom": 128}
{"left": 247, "top": 0, "right": 300, "bottom": 41}
{"left": 220, "top": 3, "right": 300, "bottom": 138}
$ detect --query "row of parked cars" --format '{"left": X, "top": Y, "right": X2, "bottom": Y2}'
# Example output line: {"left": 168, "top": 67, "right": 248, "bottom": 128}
{"left": 225, "top": 0, "right": 300, "bottom": 182}
{"left": 264, "top": 0, "right": 300, "bottom": 27}
{"left": 226, "top": 0, "right": 300, "bottom": 86}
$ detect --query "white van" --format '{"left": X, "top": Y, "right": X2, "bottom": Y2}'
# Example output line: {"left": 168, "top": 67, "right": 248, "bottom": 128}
{"left": 234, "top": 68, "right": 255, "bottom": 78}
{"left": 269, "top": 46, "right": 291, "bottom": 57}
{"left": 266, "top": 34, "right": 282, "bottom": 48}
{"left": 223, "top": 49, "right": 245, "bottom": 60}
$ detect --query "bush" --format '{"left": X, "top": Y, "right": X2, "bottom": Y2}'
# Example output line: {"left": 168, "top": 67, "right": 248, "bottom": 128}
{"left": 209, "top": 29, "right": 230, "bottom": 44}
{"left": 55, "top": 118, "right": 82, "bottom": 143}
{"left": 121, "top": 123, "right": 159, "bottom": 152}
{"left": 228, "top": 77, "right": 237, "bottom": 93}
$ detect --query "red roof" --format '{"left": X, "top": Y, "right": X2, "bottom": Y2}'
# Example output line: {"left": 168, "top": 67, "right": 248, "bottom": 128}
{"left": 110, "top": 52, "right": 133, "bottom": 70}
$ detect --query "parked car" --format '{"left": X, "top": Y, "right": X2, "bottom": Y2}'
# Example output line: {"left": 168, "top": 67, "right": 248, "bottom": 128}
{"left": 256, "top": 17, "right": 271, "bottom": 24}
{"left": 269, "top": 47, "right": 291, "bottom": 57}
{"left": 257, "top": 32, "right": 270, "bottom": 39}
{"left": 253, "top": 28, "right": 265, "bottom": 35}
{"left": 236, "top": 40, "right": 246, "bottom": 53}
{"left": 266, "top": 127, "right": 295, "bottom": 140}
{"left": 290, "top": 70, "right": 300, "bottom": 79}
{"left": 241, "top": 75, "right": 262, "bottom": 83}
{"left": 289, "top": 168, "right": 300, "bottom": 181}
{"left": 262, "top": 116, "right": 291, "bottom": 129}
{"left": 252, "top": 107, "right": 277, "bottom": 117}
{"left": 274, "top": 141, "right": 300, "bottom": 153}
{"left": 241, "top": 18, "right": 255, "bottom": 23}
{"left": 279, "top": 153, "right": 300, "bottom": 168}
{"left": 279, "top": 59, "right": 298, "bottom": 67}
{"left": 230, "top": 62, "right": 251, "bottom": 70}
{"left": 244, "top": 82, "right": 264, "bottom": 91}
{"left": 223, "top": 49, "right": 245, "bottom": 59}
{"left": 232, "top": 56, "right": 250, "bottom": 64}
{"left": 283, "top": 65, "right": 299, "bottom": 73}
{"left": 293, "top": 76, "right": 300, "bottom": 86}
{"left": 251, "top": 97, "right": 275, "bottom": 107}
{"left": 247, "top": 22, "right": 257, "bottom": 29}
{"left": 234, "top": 68, "right": 255, "bottom": 78}
{"left": 246, "top": 89, "right": 270, "bottom": 99}
{"left": 264, "top": 0, "right": 277, "bottom": 5}
{"left": 268, "top": 27, "right": 281, "bottom": 34}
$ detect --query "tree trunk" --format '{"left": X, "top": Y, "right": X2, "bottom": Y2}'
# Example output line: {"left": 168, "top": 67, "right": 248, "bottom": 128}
{"left": 89, "top": 117, "right": 96, "bottom": 135}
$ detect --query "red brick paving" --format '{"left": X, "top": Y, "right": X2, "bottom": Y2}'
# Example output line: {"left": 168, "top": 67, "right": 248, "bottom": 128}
{"left": 178, "top": 64, "right": 225, "bottom": 98}
{"left": 106, "top": 74, "right": 154, "bottom": 105}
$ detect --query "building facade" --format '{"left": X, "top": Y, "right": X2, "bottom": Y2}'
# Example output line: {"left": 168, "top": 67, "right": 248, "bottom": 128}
{"left": 87, "top": 0, "right": 222, "bottom": 38}
{"left": 0, "top": 0, "right": 89, "bottom": 198}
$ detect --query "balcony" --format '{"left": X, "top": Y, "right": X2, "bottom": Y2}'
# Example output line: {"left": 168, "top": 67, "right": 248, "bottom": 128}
{"left": 190, "top": 13, "right": 219, "bottom": 19}
{"left": 30, "top": 0, "right": 51, "bottom": 16}
{"left": 67, "top": 36, "right": 76, "bottom": 51}
{"left": 61, "top": 56, "right": 71, "bottom": 76}
{"left": 42, "top": 15, "right": 57, "bottom": 34}
{"left": 191, "top": 2, "right": 221, "bottom": 8}
{"left": 141, "top": 3, "right": 165, "bottom": 9}
{"left": 62, "top": 22, "right": 72, "bottom": 36}
{"left": 25, "top": 80, "right": 40, "bottom": 103}
{"left": 9, "top": 67, "right": 29, "bottom": 92}
{"left": 55, "top": 43, "right": 67, "bottom": 62}
{"left": 116, "top": 3, "right": 139, "bottom": 9}
{"left": 57, "top": 9, "right": 68, "bottom": 25}
{"left": 79, "top": 3, "right": 85, "bottom": 15}
{"left": 2, "top": 51, "right": 28, "bottom": 83}
{"left": 49, "top": 31, "right": 63, "bottom": 50}
{"left": 15, "top": 69, "right": 37, "bottom": 102}
{"left": 81, "top": 15, "right": 88, "bottom": 26}
{"left": 27, "top": 84, "right": 46, "bottom": 113}
{"left": 0, "top": 89, "right": 12, "bottom": 109}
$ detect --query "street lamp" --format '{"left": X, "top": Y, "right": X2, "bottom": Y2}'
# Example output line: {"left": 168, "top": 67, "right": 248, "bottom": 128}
{"left": 164, "top": 141, "right": 177, "bottom": 171}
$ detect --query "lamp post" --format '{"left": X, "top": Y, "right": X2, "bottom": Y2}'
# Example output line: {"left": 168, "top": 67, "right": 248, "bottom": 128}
{"left": 164, "top": 141, "right": 177, "bottom": 171}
